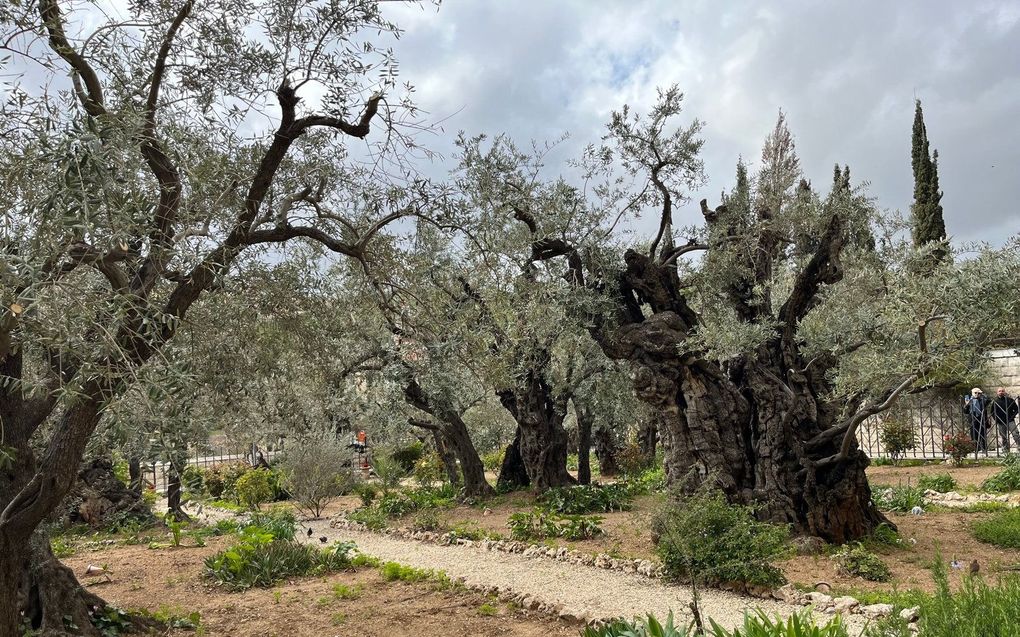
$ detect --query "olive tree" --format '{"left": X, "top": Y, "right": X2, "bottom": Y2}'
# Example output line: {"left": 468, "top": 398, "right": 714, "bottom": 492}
{"left": 0, "top": 0, "right": 435, "bottom": 632}
{"left": 458, "top": 88, "right": 1020, "bottom": 542}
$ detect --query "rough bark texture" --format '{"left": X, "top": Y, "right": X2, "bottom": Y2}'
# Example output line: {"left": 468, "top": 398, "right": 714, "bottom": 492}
{"left": 431, "top": 429, "right": 461, "bottom": 485}
{"left": 592, "top": 426, "right": 620, "bottom": 476}
{"left": 637, "top": 416, "right": 658, "bottom": 460}
{"left": 404, "top": 380, "right": 494, "bottom": 497}
{"left": 54, "top": 458, "right": 156, "bottom": 530}
{"left": 590, "top": 204, "right": 889, "bottom": 542}
{"left": 498, "top": 367, "right": 576, "bottom": 490}
{"left": 573, "top": 398, "right": 594, "bottom": 485}
{"left": 497, "top": 427, "right": 530, "bottom": 490}
{"left": 165, "top": 468, "right": 189, "bottom": 521}
{"left": 127, "top": 457, "right": 142, "bottom": 494}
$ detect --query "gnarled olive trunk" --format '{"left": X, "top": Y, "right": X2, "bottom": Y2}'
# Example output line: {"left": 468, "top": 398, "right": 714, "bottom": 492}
{"left": 498, "top": 370, "right": 575, "bottom": 490}
{"left": 431, "top": 429, "right": 461, "bottom": 485}
{"left": 573, "top": 398, "right": 594, "bottom": 485}
{"left": 593, "top": 426, "right": 620, "bottom": 476}
{"left": 605, "top": 234, "right": 889, "bottom": 542}
{"left": 497, "top": 427, "right": 530, "bottom": 490}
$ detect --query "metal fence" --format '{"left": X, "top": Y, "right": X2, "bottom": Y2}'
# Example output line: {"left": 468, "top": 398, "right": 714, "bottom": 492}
{"left": 144, "top": 444, "right": 281, "bottom": 493}
{"left": 857, "top": 393, "right": 1019, "bottom": 460}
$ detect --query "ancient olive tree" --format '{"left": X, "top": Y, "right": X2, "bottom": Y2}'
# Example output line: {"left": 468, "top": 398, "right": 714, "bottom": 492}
{"left": 460, "top": 88, "right": 1020, "bottom": 542}
{"left": 0, "top": 0, "right": 434, "bottom": 632}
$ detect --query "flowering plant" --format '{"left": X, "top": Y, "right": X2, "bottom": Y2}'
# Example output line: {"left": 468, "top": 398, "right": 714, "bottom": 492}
{"left": 943, "top": 432, "right": 976, "bottom": 466}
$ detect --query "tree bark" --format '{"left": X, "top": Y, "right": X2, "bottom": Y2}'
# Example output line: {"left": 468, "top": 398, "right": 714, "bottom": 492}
{"left": 600, "top": 230, "right": 889, "bottom": 542}
{"left": 431, "top": 430, "right": 461, "bottom": 485}
{"left": 497, "top": 427, "right": 530, "bottom": 490}
{"left": 165, "top": 467, "right": 189, "bottom": 522}
{"left": 128, "top": 457, "right": 142, "bottom": 494}
{"left": 593, "top": 426, "right": 620, "bottom": 476}
{"left": 574, "top": 398, "right": 594, "bottom": 485}
{"left": 638, "top": 416, "right": 658, "bottom": 460}
{"left": 403, "top": 380, "right": 494, "bottom": 498}
{"left": 498, "top": 369, "right": 576, "bottom": 490}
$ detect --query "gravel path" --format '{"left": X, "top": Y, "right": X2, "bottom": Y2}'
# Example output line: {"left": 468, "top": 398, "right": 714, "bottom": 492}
{"left": 297, "top": 517, "right": 871, "bottom": 635}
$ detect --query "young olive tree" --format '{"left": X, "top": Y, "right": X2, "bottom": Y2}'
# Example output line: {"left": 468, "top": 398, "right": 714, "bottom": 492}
{"left": 0, "top": 1, "right": 435, "bottom": 632}
{"left": 460, "top": 87, "right": 1020, "bottom": 542}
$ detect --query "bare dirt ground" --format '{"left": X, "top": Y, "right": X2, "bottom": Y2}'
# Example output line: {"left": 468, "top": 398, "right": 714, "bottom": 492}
{"left": 63, "top": 538, "right": 579, "bottom": 637}
{"left": 866, "top": 463, "right": 1002, "bottom": 489}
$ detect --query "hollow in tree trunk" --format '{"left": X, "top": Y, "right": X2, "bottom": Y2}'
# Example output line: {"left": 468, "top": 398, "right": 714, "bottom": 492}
{"left": 497, "top": 427, "right": 530, "bottom": 490}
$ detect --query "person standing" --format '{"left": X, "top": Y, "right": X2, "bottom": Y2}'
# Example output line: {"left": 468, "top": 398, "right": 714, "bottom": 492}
{"left": 989, "top": 387, "right": 1020, "bottom": 452}
{"left": 964, "top": 388, "right": 991, "bottom": 453}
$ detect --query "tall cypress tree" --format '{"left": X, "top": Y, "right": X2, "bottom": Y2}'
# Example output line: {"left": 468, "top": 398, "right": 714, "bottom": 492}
{"left": 910, "top": 100, "right": 947, "bottom": 262}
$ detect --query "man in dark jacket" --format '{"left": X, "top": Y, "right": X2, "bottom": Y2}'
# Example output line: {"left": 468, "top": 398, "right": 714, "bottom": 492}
{"left": 989, "top": 387, "right": 1020, "bottom": 452}
{"left": 964, "top": 388, "right": 991, "bottom": 452}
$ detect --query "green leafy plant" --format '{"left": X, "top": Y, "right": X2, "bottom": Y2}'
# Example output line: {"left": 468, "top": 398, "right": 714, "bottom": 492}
{"left": 235, "top": 469, "right": 274, "bottom": 510}
{"left": 653, "top": 489, "right": 789, "bottom": 589}
{"left": 347, "top": 506, "right": 388, "bottom": 531}
{"left": 244, "top": 510, "right": 297, "bottom": 541}
{"left": 379, "top": 561, "right": 455, "bottom": 589}
{"left": 372, "top": 452, "right": 408, "bottom": 495}
{"left": 332, "top": 583, "right": 363, "bottom": 600}
{"left": 833, "top": 543, "right": 892, "bottom": 582}
{"left": 353, "top": 481, "right": 380, "bottom": 507}
{"left": 164, "top": 514, "right": 185, "bottom": 548}
{"left": 910, "top": 557, "right": 1020, "bottom": 637}
{"left": 481, "top": 448, "right": 505, "bottom": 473}
{"left": 413, "top": 451, "right": 447, "bottom": 487}
{"left": 477, "top": 602, "right": 499, "bottom": 617}
{"left": 917, "top": 473, "right": 957, "bottom": 493}
{"left": 943, "top": 432, "right": 976, "bottom": 467}
{"left": 582, "top": 612, "right": 687, "bottom": 637}
{"left": 278, "top": 437, "right": 356, "bottom": 518}
{"left": 617, "top": 442, "right": 654, "bottom": 477}
{"left": 203, "top": 529, "right": 356, "bottom": 590}
{"left": 507, "top": 508, "right": 603, "bottom": 541}
{"left": 871, "top": 484, "right": 925, "bottom": 513}
{"left": 716, "top": 610, "right": 848, "bottom": 637}
{"left": 971, "top": 507, "right": 1020, "bottom": 549}
{"left": 411, "top": 508, "right": 444, "bottom": 532}
{"left": 540, "top": 484, "right": 633, "bottom": 514}
{"left": 980, "top": 454, "right": 1020, "bottom": 493}
{"left": 390, "top": 441, "right": 425, "bottom": 472}
{"left": 880, "top": 418, "right": 916, "bottom": 464}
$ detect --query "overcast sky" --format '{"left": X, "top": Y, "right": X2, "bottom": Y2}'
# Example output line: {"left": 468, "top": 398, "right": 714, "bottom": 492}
{"left": 380, "top": 1, "right": 1020, "bottom": 245}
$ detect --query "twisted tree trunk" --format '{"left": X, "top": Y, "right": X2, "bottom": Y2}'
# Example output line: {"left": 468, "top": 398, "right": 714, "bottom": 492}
{"left": 574, "top": 398, "right": 594, "bottom": 485}
{"left": 498, "top": 368, "right": 576, "bottom": 489}
{"left": 593, "top": 426, "right": 620, "bottom": 476}
{"left": 431, "top": 430, "right": 461, "bottom": 485}
{"left": 497, "top": 427, "right": 530, "bottom": 490}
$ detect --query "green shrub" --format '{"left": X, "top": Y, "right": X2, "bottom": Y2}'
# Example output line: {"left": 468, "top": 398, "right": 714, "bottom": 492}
{"left": 971, "top": 508, "right": 1020, "bottom": 549}
{"left": 379, "top": 561, "right": 454, "bottom": 589}
{"left": 245, "top": 509, "right": 297, "bottom": 541}
{"left": 112, "top": 460, "right": 131, "bottom": 487}
{"left": 372, "top": 452, "right": 408, "bottom": 495}
{"left": 980, "top": 454, "right": 1020, "bottom": 493}
{"left": 181, "top": 465, "right": 205, "bottom": 495}
{"left": 390, "top": 441, "right": 424, "bottom": 473}
{"left": 833, "top": 544, "right": 892, "bottom": 582}
{"left": 202, "top": 465, "right": 228, "bottom": 498}
{"left": 583, "top": 610, "right": 848, "bottom": 637}
{"left": 582, "top": 612, "right": 687, "bottom": 637}
{"left": 413, "top": 452, "right": 447, "bottom": 487}
{"left": 917, "top": 473, "right": 957, "bottom": 493}
{"left": 481, "top": 448, "right": 505, "bottom": 473}
{"left": 865, "top": 523, "right": 905, "bottom": 551}
{"left": 354, "top": 481, "right": 380, "bottom": 507}
{"left": 411, "top": 508, "right": 444, "bottom": 532}
{"left": 912, "top": 559, "right": 1020, "bottom": 637}
{"left": 626, "top": 465, "right": 666, "bottom": 494}
{"left": 507, "top": 508, "right": 603, "bottom": 541}
{"left": 447, "top": 522, "right": 490, "bottom": 541}
{"left": 653, "top": 489, "right": 789, "bottom": 589}
{"left": 880, "top": 418, "right": 916, "bottom": 463}
{"left": 617, "top": 442, "right": 654, "bottom": 477}
{"left": 540, "top": 484, "right": 633, "bottom": 514}
{"left": 871, "top": 484, "right": 924, "bottom": 513}
{"left": 348, "top": 506, "right": 388, "bottom": 531}
{"left": 235, "top": 469, "right": 274, "bottom": 510}
{"left": 203, "top": 527, "right": 356, "bottom": 590}
{"left": 278, "top": 437, "right": 355, "bottom": 518}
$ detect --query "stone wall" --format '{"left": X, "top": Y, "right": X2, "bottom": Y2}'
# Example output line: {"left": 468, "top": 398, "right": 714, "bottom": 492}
{"left": 984, "top": 348, "right": 1020, "bottom": 395}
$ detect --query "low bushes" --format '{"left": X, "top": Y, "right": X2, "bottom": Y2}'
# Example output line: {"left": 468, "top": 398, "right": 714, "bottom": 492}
{"left": 235, "top": 469, "right": 275, "bottom": 510}
{"left": 902, "top": 563, "right": 1020, "bottom": 637}
{"left": 204, "top": 526, "right": 356, "bottom": 590}
{"left": 539, "top": 484, "right": 633, "bottom": 514}
{"left": 980, "top": 454, "right": 1020, "bottom": 493}
{"left": 971, "top": 508, "right": 1020, "bottom": 549}
{"left": 916, "top": 473, "right": 956, "bottom": 493}
{"left": 871, "top": 484, "right": 924, "bottom": 513}
{"left": 653, "top": 489, "right": 789, "bottom": 589}
{"left": 507, "top": 509, "right": 604, "bottom": 541}
{"left": 278, "top": 437, "right": 357, "bottom": 518}
{"left": 833, "top": 544, "right": 892, "bottom": 582}
{"left": 582, "top": 610, "right": 848, "bottom": 637}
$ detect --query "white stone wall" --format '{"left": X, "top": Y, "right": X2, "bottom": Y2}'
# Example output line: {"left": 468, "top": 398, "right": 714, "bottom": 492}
{"left": 984, "top": 348, "right": 1020, "bottom": 395}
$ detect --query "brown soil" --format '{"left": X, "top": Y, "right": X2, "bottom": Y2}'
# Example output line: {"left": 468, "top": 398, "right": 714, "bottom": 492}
{"left": 63, "top": 537, "right": 579, "bottom": 636}
{"left": 866, "top": 463, "right": 1003, "bottom": 489}
{"left": 432, "top": 493, "right": 663, "bottom": 561}
{"left": 780, "top": 510, "right": 1020, "bottom": 596}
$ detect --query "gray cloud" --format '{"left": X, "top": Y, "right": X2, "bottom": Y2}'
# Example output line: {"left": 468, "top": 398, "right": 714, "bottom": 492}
{"left": 384, "top": 0, "right": 1020, "bottom": 245}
